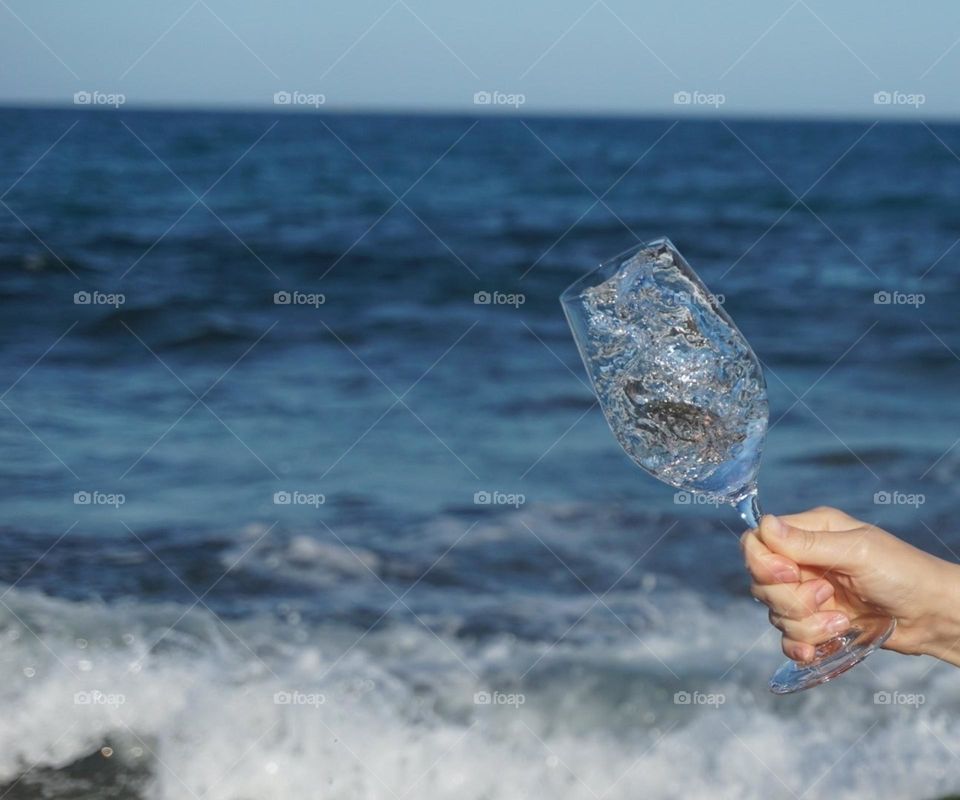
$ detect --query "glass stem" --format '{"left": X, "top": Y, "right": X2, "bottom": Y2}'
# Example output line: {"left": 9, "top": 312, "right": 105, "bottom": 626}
{"left": 736, "top": 490, "right": 763, "bottom": 529}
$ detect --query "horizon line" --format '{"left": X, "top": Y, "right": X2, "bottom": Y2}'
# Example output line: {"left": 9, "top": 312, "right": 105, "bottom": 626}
{"left": 0, "top": 100, "right": 958, "bottom": 125}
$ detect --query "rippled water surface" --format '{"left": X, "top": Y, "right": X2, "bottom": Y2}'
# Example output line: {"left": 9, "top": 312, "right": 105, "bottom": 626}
{"left": 2, "top": 108, "right": 960, "bottom": 798}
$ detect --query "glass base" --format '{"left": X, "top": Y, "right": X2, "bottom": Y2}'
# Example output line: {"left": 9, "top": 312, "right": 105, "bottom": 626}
{"left": 769, "top": 615, "right": 896, "bottom": 694}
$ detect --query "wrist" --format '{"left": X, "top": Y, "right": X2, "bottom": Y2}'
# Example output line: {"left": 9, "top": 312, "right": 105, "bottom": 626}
{"left": 917, "top": 560, "right": 960, "bottom": 666}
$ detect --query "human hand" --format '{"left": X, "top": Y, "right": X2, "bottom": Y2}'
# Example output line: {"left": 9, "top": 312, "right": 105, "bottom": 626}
{"left": 741, "top": 507, "right": 960, "bottom": 666}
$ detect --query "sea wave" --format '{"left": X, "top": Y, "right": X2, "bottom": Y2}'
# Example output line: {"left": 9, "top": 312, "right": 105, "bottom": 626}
{"left": 1, "top": 580, "right": 958, "bottom": 799}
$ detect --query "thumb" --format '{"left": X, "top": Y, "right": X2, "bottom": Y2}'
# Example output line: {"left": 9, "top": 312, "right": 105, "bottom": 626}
{"left": 757, "top": 514, "right": 865, "bottom": 571}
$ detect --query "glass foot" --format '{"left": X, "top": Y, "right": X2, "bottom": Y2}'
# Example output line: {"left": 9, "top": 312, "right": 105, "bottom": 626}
{"left": 769, "top": 615, "right": 896, "bottom": 694}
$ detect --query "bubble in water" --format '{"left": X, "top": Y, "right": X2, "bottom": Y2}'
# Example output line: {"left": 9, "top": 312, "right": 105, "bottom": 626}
{"left": 577, "top": 241, "right": 767, "bottom": 502}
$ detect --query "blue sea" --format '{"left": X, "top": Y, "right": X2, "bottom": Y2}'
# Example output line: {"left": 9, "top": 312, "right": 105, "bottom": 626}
{"left": 1, "top": 107, "right": 960, "bottom": 798}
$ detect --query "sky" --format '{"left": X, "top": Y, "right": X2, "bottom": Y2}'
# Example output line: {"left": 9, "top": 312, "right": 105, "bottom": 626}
{"left": 1, "top": 0, "right": 959, "bottom": 117}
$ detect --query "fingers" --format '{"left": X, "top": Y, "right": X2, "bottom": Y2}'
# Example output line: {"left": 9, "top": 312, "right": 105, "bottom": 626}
{"left": 741, "top": 529, "right": 800, "bottom": 584}
{"left": 750, "top": 578, "right": 834, "bottom": 619}
{"left": 756, "top": 514, "right": 869, "bottom": 571}
{"left": 782, "top": 637, "right": 815, "bottom": 663}
{"left": 777, "top": 506, "right": 863, "bottom": 533}
{"left": 768, "top": 608, "right": 850, "bottom": 644}
{"left": 780, "top": 609, "right": 853, "bottom": 662}
{"left": 740, "top": 508, "right": 864, "bottom": 666}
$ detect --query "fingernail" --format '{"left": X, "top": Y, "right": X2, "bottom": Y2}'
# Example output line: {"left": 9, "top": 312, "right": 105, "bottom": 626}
{"left": 767, "top": 514, "right": 789, "bottom": 538}
{"left": 825, "top": 614, "right": 849, "bottom": 634}
{"left": 815, "top": 584, "right": 834, "bottom": 605}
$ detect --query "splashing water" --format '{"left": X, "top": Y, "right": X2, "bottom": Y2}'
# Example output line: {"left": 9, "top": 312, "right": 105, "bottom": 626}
{"left": 577, "top": 242, "right": 768, "bottom": 503}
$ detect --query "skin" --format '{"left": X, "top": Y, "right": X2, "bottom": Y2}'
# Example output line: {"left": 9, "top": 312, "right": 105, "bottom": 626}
{"left": 741, "top": 507, "right": 960, "bottom": 666}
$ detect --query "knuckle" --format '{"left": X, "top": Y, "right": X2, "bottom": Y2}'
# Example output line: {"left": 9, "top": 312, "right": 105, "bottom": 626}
{"left": 846, "top": 529, "right": 871, "bottom": 562}
{"left": 787, "top": 599, "right": 809, "bottom": 618}
{"left": 788, "top": 599, "right": 812, "bottom": 619}
{"left": 796, "top": 530, "right": 818, "bottom": 554}
{"left": 800, "top": 589, "right": 821, "bottom": 615}
{"left": 784, "top": 600, "right": 809, "bottom": 619}
{"left": 816, "top": 505, "right": 862, "bottom": 529}
{"left": 784, "top": 589, "right": 815, "bottom": 618}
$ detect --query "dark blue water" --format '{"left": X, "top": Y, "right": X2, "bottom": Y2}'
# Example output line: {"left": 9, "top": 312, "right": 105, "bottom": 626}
{"left": 1, "top": 108, "right": 959, "bottom": 799}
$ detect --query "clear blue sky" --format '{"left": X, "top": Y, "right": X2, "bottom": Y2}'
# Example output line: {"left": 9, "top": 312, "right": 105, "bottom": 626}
{"left": 2, "top": 0, "right": 959, "bottom": 117}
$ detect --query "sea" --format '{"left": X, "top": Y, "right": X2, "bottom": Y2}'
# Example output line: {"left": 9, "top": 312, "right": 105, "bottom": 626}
{"left": 1, "top": 107, "right": 959, "bottom": 798}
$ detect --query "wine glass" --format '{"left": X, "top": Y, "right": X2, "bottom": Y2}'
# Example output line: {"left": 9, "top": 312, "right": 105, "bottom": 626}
{"left": 560, "top": 238, "right": 895, "bottom": 694}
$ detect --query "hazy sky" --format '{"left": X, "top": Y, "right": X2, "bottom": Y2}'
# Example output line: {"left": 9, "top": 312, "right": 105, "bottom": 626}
{"left": 2, "top": 0, "right": 959, "bottom": 117}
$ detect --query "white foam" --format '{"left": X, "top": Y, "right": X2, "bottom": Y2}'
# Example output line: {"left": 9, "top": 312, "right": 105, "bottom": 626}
{"left": 1, "top": 587, "right": 959, "bottom": 799}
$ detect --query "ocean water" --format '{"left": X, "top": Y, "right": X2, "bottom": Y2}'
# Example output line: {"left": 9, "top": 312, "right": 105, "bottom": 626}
{"left": 2, "top": 108, "right": 960, "bottom": 798}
